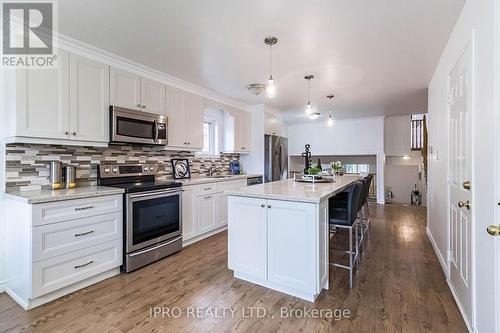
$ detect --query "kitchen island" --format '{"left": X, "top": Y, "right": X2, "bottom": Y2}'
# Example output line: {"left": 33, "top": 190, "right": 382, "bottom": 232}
{"left": 226, "top": 175, "right": 361, "bottom": 302}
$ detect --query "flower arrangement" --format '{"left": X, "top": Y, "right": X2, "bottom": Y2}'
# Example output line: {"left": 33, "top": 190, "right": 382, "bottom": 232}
{"left": 330, "top": 161, "right": 343, "bottom": 174}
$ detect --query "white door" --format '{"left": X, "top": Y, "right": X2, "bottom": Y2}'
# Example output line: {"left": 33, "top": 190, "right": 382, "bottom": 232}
{"left": 196, "top": 194, "right": 217, "bottom": 234}
{"left": 267, "top": 199, "right": 316, "bottom": 292}
{"left": 69, "top": 54, "right": 109, "bottom": 142}
{"left": 185, "top": 91, "right": 203, "bottom": 149}
{"left": 15, "top": 49, "right": 70, "bottom": 139}
{"left": 166, "top": 86, "right": 188, "bottom": 148}
{"left": 140, "top": 77, "right": 166, "bottom": 115}
{"left": 182, "top": 186, "right": 196, "bottom": 241}
{"left": 448, "top": 43, "right": 472, "bottom": 325}
{"left": 109, "top": 67, "right": 141, "bottom": 110}
{"left": 227, "top": 196, "right": 267, "bottom": 279}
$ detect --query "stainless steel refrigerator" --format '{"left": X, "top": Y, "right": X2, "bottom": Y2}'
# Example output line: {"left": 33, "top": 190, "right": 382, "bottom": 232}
{"left": 264, "top": 135, "right": 288, "bottom": 183}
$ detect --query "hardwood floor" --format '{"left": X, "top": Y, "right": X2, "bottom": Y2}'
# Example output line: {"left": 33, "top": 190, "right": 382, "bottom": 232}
{"left": 0, "top": 204, "right": 467, "bottom": 332}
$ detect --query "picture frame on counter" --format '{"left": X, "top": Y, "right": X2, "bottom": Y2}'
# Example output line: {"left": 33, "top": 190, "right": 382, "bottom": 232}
{"left": 171, "top": 159, "right": 191, "bottom": 179}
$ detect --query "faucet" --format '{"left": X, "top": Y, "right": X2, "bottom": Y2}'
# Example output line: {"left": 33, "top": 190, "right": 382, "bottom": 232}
{"left": 208, "top": 166, "right": 221, "bottom": 176}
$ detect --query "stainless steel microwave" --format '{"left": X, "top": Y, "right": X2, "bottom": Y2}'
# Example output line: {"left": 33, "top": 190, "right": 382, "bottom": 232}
{"left": 110, "top": 106, "right": 167, "bottom": 145}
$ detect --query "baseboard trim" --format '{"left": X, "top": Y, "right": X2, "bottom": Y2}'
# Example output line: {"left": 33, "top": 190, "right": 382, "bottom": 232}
{"left": 425, "top": 227, "right": 449, "bottom": 277}
{"left": 0, "top": 280, "right": 7, "bottom": 293}
{"left": 183, "top": 226, "right": 227, "bottom": 247}
{"left": 426, "top": 227, "right": 473, "bottom": 332}
{"left": 446, "top": 279, "right": 473, "bottom": 332}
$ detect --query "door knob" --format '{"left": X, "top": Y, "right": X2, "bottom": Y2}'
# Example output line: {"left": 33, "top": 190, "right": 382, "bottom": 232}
{"left": 463, "top": 181, "right": 471, "bottom": 190}
{"left": 487, "top": 225, "right": 500, "bottom": 236}
{"left": 458, "top": 200, "right": 471, "bottom": 209}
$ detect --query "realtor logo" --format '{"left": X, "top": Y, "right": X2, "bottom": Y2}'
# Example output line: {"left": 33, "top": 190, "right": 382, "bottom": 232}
{"left": 1, "top": 0, "right": 58, "bottom": 68}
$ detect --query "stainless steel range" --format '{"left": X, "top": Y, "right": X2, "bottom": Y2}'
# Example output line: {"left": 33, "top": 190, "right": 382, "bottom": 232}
{"left": 98, "top": 163, "right": 182, "bottom": 272}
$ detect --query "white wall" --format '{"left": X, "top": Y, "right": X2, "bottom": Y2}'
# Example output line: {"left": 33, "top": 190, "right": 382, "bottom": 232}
{"left": 384, "top": 115, "right": 411, "bottom": 156}
{"left": 287, "top": 116, "right": 384, "bottom": 156}
{"left": 287, "top": 116, "right": 385, "bottom": 204}
{"left": 427, "top": 0, "right": 496, "bottom": 331}
{"left": 0, "top": 67, "right": 6, "bottom": 292}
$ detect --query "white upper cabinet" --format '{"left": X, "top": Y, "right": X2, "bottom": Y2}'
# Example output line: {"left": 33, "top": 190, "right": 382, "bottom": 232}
{"left": 4, "top": 50, "right": 109, "bottom": 145}
{"left": 236, "top": 110, "right": 252, "bottom": 152}
{"left": 69, "top": 54, "right": 109, "bottom": 142}
{"left": 9, "top": 49, "right": 70, "bottom": 140}
{"left": 223, "top": 107, "right": 251, "bottom": 154}
{"left": 166, "top": 86, "right": 203, "bottom": 149}
{"left": 264, "top": 112, "right": 282, "bottom": 136}
{"left": 185, "top": 91, "right": 203, "bottom": 149}
{"left": 109, "top": 67, "right": 141, "bottom": 110}
{"left": 140, "top": 77, "right": 166, "bottom": 115}
{"left": 110, "top": 67, "right": 166, "bottom": 115}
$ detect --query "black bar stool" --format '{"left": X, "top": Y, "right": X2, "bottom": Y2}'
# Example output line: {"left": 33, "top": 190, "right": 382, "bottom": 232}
{"left": 329, "top": 181, "right": 363, "bottom": 288}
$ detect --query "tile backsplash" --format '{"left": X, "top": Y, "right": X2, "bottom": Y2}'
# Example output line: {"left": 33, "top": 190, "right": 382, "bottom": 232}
{"left": 5, "top": 143, "right": 239, "bottom": 191}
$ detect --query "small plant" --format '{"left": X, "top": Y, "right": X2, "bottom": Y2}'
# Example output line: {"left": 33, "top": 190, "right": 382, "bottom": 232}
{"left": 330, "top": 161, "right": 343, "bottom": 173}
{"left": 307, "top": 166, "right": 321, "bottom": 175}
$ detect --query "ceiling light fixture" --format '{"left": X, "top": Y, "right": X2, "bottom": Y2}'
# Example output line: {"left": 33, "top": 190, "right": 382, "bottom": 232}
{"left": 304, "top": 75, "right": 314, "bottom": 115}
{"left": 326, "top": 95, "right": 335, "bottom": 127}
{"left": 264, "top": 36, "right": 278, "bottom": 99}
{"left": 247, "top": 83, "right": 266, "bottom": 95}
{"left": 309, "top": 112, "right": 320, "bottom": 120}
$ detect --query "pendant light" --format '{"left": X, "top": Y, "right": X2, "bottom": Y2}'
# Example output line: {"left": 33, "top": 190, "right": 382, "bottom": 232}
{"left": 304, "top": 75, "right": 314, "bottom": 115}
{"left": 264, "top": 37, "right": 278, "bottom": 98}
{"left": 327, "top": 95, "right": 335, "bottom": 127}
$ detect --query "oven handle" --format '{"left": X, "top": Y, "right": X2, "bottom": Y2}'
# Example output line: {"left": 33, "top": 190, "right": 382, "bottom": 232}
{"left": 128, "top": 189, "right": 183, "bottom": 199}
{"left": 129, "top": 236, "right": 183, "bottom": 257}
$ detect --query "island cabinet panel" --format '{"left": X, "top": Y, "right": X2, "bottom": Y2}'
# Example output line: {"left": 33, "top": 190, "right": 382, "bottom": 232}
{"left": 267, "top": 200, "right": 316, "bottom": 293}
{"left": 228, "top": 196, "right": 267, "bottom": 280}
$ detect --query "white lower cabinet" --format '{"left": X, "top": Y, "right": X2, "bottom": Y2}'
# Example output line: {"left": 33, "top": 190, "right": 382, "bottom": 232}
{"left": 5, "top": 195, "right": 123, "bottom": 310}
{"left": 182, "top": 179, "right": 248, "bottom": 244}
{"left": 228, "top": 196, "right": 318, "bottom": 298}
{"left": 196, "top": 193, "right": 217, "bottom": 234}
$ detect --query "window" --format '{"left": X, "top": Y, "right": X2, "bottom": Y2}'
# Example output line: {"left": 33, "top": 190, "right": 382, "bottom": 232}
{"left": 200, "top": 119, "right": 218, "bottom": 156}
{"left": 344, "top": 163, "right": 371, "bottom": 174}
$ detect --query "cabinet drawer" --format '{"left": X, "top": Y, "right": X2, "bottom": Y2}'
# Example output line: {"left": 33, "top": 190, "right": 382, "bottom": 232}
{"left": 32, "top": 212, "right": 123, "bottom": 262}
{"left": 32, "top": 195, "right": 123, "bottom": 226}
{"left": 31, "top": 239, "right": 122, "bottom": 298}
{"left": 195, "top": 183, "right": 217, "bottom": 195}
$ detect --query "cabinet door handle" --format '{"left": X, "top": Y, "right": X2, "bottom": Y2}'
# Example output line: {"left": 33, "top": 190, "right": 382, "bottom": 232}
{"left": 74, "top": 230, "right": 94, "bottom": 237}
{"left": 204, "top": 195, "right": 213, "bottom": 199}
{"left": 74, "top": 205, "right": 95, "bottom": 211}
{"left": 142, "top": 105, "right": 146, "bottom": 108}
{"left": 137, "top": 104, "right": 141, "bottom": 108}
{"left": 261, "top": 203, "right": 265, "bottom": 208}
{"left": 74, "top": 260, "right": 94, "bottom": 269}
{"left": 72, "top": 132, "right": 77, "bottom": 135}
{"left": 203, "top": 187, "right": 212, "bottom": 190}
{"left": 64, "top": 131, "right": 69, "bottom": 135}
{"left": 267, "top": 204, "right": 272, "bottom": 208}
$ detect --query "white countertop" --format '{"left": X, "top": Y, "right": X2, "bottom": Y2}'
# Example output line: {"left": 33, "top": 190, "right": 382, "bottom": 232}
{"left": 3, "top": 186, "right": 125, "bottom": 204}
{"left": 176, "top": 174, "right": 262, "bottom": 186}
{"left": 226, "top": 175, "right": 361, "bottom": 203}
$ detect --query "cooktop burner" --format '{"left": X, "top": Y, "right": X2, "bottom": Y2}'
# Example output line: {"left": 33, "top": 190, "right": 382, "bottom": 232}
{"left": 97, "top": 163, "right": 182, "bottom": 193}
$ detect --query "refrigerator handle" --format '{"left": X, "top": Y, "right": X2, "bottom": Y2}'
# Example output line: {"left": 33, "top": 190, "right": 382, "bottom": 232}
{"left": 278, "top": 143, "right": 283, "bottom": 177}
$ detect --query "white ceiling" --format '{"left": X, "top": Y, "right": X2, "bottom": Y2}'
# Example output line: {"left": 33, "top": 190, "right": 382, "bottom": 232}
{"left": 59, "top": 0, "right": 465, "bottom": 122}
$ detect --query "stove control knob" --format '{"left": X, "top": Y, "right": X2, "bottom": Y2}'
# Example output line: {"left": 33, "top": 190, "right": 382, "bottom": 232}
{"left": 112, "top": 168, "right": 118, "bottom": 173}
{"left": 151, "top": 167, "right": 156, "bottom": 172}
{"left": 104, "top": 168, "right": 110, "bottom": 173}
{"left": 143, "top": 167, "right": 149, "bottom": 172}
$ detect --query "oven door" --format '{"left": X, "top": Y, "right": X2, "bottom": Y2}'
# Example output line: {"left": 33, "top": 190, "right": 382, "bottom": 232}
{"left": 110, "top": 106, "right": 167, "bottom": 145}
{"left": 126, "top": 188, "right": 182, "bottom": 253}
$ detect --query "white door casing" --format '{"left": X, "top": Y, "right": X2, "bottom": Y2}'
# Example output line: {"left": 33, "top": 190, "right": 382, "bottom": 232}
{"left": 448, "top": 42, "right": 473, "bottom": 327}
